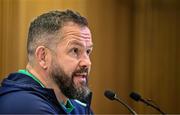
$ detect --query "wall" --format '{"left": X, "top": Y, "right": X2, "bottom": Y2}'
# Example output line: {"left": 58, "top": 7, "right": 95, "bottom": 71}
{"left": 0, "top": 0, "right": 179, "bottom": 113}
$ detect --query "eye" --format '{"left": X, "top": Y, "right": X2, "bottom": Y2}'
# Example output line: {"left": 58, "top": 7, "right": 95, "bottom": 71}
{"left": 72, "top": 48, "right": 78, "bottom": 54}
{"left": 86, "top": 49, "right": 92, "bottom": 55}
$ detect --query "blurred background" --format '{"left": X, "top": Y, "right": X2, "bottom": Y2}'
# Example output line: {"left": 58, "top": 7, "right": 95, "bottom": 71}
{"left": 0, "top": 0, "right": 179, "bottom": 114}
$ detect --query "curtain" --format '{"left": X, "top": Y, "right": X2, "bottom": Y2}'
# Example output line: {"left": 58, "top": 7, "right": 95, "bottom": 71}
{"left": 0, "top": 0, "right": 179, "bottom": 113}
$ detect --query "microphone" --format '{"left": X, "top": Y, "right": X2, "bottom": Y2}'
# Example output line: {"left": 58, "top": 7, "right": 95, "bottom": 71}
{"left": 104, "top": 90, "right": 137, "bottom": 115}
{"left": 130, "top": 92, "right": 165, "bottom": 114}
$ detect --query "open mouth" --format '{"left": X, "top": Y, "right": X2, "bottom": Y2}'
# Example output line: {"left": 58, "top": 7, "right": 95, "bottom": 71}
{"left": 73, "top": 73, "right": 87, "bottom": 84}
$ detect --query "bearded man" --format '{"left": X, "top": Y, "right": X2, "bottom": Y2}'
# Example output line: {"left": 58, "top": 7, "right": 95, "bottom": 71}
{"left": 0, "top": 9, "right": 93, "bottom": 114}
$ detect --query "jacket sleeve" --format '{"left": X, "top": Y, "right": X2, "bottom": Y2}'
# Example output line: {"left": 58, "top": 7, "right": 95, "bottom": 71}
{"left": 0, "top": 91, "right": 57, "bottom": 114}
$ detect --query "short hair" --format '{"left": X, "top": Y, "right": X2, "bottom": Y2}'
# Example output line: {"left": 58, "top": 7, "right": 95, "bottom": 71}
{"left": 27, "top": 9, "right": 88, "bottom": 63}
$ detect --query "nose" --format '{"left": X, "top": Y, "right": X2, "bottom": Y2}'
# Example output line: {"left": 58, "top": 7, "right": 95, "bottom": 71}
{"left": 79, "top": 55, "right": 91, "bottom": 68}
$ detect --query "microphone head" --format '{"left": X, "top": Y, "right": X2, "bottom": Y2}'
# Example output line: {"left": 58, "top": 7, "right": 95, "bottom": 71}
{"left": 129, "top": 92, "right": 141, "bottom": 101}
{"left": 104, "top": 90, "right": 116, "bottom": 101}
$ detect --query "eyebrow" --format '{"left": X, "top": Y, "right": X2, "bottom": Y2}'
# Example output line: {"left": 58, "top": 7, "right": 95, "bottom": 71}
{"left": 67, "top": 40, "right": 93, "bottom": 48}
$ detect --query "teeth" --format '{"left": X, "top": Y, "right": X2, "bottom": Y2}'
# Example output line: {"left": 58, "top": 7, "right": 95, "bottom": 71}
{"left": 75, "top": 73, "right": 87, "bottom": 76}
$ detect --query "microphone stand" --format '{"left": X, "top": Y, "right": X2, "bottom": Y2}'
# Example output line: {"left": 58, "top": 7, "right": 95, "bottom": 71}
{"left": 140, "top": 98, "right": 165, "bottom": 115}
{"left": 114, "top": 96, "right": 137, "bottom": 115}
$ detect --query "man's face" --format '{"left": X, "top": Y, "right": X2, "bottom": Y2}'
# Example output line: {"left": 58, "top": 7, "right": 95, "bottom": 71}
{"left": 49, "top": 22, "right": 93, "bottom": 101}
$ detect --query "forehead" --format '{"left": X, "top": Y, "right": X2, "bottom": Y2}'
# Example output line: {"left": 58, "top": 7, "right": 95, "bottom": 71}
{"left": 59, "top": 22, "right": 92, "bottom": 43}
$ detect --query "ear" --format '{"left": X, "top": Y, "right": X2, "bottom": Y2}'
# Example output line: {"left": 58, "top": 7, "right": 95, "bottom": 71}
{"left": 35, "top": 46, "right": 49, "bottom": 69}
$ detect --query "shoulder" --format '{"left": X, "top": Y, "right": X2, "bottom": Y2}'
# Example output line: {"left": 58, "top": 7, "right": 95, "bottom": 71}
{"left": 0, "top": 90, "right": 57, "bottom": 114}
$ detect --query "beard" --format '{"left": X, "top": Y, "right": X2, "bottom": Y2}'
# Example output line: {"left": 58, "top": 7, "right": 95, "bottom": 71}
{"left": 49, "top": 59, "right": 90, "bottom": 102}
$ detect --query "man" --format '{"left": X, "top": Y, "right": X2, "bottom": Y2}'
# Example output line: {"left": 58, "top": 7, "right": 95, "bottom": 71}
{"left": 0, "top": 9, "right": 93, "bottom": 114}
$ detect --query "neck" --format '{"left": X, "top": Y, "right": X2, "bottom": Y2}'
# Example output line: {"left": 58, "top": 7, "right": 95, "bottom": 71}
{"left": 26, "top": 63, "right": 68, "bottom": 104}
